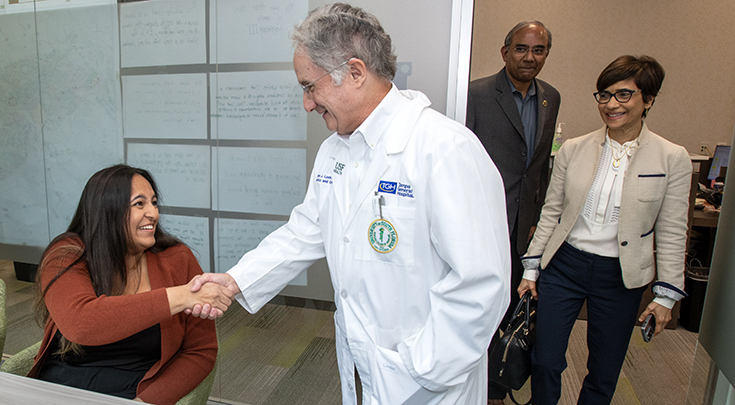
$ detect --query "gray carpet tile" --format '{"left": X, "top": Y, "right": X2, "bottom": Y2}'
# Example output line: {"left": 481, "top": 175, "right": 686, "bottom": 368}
{"left": 262, "top": 337, "right": 340, "bottom": 405}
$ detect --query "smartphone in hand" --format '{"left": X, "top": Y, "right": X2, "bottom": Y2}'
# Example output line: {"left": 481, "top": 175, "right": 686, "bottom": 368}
{"left": 641, "top": 313, "right": 656, "bottom": 342}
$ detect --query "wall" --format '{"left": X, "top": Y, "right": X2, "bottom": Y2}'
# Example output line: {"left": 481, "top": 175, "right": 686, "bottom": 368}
{"left": 469, "top": 0, "right": 735, "bottom": 154}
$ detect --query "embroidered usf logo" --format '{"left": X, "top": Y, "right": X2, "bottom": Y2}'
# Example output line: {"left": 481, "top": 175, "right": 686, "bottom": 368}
{"left": 368, "top": 219, "right": 397, "bottom": 253}
{"left": 334, "top": 162, "right": 345, "bottom": 175}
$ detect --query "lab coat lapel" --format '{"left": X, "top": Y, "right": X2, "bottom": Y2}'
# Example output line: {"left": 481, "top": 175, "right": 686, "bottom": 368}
{"left": 342, "top": 89, "right": 428, "bottom": 230}
{"left": 344, "top": 150, "right": 390, "bottom": 228}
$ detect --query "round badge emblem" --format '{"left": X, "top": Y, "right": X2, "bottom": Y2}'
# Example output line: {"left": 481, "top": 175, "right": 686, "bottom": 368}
{"left": 368, "top": 218, "right": 397, "bottom": 253}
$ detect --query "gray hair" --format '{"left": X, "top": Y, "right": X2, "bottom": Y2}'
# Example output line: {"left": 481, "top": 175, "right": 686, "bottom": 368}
{"left": 503, "top": 20, "right": 552, "bottom": 50}
{"left": 291, "top": 3, "right": 397, "bottom": 85}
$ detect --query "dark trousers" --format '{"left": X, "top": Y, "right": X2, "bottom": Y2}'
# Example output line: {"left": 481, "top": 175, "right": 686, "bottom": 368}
{"left": 487, "top": 220, "right": 525, "bottom": 399}
{"left": 530, "top": 242, "right": 645, "bottom": 405}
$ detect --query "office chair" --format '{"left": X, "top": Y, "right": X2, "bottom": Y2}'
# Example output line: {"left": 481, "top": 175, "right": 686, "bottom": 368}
{"left": 0, "top": 341, "right": 40, "bottom": 375}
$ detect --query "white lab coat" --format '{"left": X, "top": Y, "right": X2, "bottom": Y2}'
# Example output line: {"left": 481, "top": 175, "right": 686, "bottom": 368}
{"left": 228, "top": 86, "right": 510, "bottom": 404}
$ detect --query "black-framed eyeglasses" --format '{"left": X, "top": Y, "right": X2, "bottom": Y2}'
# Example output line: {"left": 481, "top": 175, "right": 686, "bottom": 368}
{"left": 300, "top": 58, "right": 354, "bottom": 97}
{"left": 593, "top": 89, "right": 639, "bottom": 104}
{"left": 513, "top": 45, "right": 548, "bottom": 56}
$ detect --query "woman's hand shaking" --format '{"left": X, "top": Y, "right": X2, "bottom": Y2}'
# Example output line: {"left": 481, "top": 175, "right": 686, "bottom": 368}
{"left": 166, "top": 277, "right": 235, "bottom": 318}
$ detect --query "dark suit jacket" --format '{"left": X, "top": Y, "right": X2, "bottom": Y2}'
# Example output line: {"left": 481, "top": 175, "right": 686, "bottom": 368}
{"left": 466, "top": 67, "right": 561, "bottom": 255}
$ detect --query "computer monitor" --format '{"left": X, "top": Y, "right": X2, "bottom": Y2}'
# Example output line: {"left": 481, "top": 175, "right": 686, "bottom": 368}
{"left": 707, "top": 145, "right": 730, "bottom": 180}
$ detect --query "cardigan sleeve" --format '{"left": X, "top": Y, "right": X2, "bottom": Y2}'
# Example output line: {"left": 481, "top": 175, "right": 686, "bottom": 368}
{"left": 137, "top": 247, "right": 217, "bottom": 405}
{"left": 41, "top": 240, "right": 172, "bottom": 346}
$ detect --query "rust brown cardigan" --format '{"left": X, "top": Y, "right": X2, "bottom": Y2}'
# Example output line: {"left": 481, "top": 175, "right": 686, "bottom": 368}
{"left": 28, "top": 240, "right": 217, "bottom": 405}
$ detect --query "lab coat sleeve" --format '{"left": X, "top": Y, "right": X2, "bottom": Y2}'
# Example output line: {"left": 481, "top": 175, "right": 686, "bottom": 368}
{"left": 227, "top": 152, "right": 327, "bottom": 314}
{"left": 397, "top": 125, "right": 511, "bottom": 391}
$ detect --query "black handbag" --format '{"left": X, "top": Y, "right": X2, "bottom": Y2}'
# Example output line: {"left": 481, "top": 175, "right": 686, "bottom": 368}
{"left": 488, "top": 291, "right": 537, "bottom": 404}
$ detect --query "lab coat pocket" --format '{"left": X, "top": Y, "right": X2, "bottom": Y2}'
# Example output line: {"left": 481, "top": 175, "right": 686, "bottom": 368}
{"left": 357, "top": 206, "right": 415, "bottom": 267}
{"left": 371, "top": 345, "right": 436, "bottom": 405}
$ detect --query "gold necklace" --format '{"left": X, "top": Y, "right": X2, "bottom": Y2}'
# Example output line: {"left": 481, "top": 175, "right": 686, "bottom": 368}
{"left": 611, "top": 142, "right": 633, "bottom": 171}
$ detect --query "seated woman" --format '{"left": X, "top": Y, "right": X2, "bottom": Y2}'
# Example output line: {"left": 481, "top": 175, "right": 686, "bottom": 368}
{"left": 27, "top": 164, "right": 232, "bottom": 404}
{"left": 518, "top": 55, "right": 690, "bottom": 404}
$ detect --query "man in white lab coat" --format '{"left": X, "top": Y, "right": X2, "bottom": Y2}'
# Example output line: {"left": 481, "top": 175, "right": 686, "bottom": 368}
{"left": 191, "top": 3, "right": 510, "bottom": 404}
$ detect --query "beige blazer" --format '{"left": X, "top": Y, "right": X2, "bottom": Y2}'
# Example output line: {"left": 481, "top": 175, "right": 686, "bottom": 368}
{"left": 526, "top": 123, "right": 692, "bottom": 290}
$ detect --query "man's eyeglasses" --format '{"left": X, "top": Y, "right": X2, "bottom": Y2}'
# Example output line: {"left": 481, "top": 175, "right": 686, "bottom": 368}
{"left": 593, "top": 89, "right": 639, "bottom": 104}
{"left": 513, "top": 45, "right": 548, "bottom": 56}
{"left": 300, "top": 58, "right": 354, "bottom": 96}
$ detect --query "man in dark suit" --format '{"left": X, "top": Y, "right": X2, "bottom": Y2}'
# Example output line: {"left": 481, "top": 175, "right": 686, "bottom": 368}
{"left": 466, "top": 20, "right": 561, "bottom": 404}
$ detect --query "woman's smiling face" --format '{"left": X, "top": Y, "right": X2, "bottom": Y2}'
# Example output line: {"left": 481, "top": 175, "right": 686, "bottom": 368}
{"left": 127, "top": 174, "right": 159, "bottom": 256}
{"left": 597, "top": 78, "right": 653, "bottom": 136}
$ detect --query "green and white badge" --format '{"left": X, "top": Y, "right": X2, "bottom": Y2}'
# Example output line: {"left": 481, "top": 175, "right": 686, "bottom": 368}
{"left": 368, "top": 218, "right": 397, "bottom": 253}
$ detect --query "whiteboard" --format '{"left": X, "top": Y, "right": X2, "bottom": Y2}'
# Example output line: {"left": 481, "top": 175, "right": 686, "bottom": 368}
{"left": 0, "top": 0, "right": 474, "bottom": 300}
{"left": 120, "top": 0, "right": 206, "bottom": 67}
{"left": 159, "top": 214, "right": 211, "bottom": 273}
{"left": 209, "top": 0, "right": 308, "bottom": 64}
{"left": 127, "top": 143, "right": 211, "bottom": 209}
{"left": 211, "top": 70, "right": 307, "bottom": 140}
{"left": 123, "top": 73, "right": 208, "bottom": 139}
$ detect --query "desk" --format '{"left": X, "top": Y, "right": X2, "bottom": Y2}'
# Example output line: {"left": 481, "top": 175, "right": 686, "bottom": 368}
{"left": 0, "top": 371, "right": 140, "bottom": 404}
{"left": 690, "top": 203, "right": 720, "bottom": 267}
{"left": 693, "top": 206, "right": 720, "bottom": 228}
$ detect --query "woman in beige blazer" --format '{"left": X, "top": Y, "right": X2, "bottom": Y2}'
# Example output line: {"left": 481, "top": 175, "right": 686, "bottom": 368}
{"left": 518, "top": 55, "right": 691, "bottom": 405}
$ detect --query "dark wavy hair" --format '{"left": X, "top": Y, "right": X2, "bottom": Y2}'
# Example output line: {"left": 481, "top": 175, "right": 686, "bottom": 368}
{"left": 597, "top": 55, "right": 665, "bottom": 117}
{"left": 34, "top": 164, "right": 181, "bottom": 356}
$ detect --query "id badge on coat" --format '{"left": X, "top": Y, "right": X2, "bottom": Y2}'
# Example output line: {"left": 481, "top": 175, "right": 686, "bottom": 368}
{"left": 369, "top": 189, "right": 398, "bottom": 253}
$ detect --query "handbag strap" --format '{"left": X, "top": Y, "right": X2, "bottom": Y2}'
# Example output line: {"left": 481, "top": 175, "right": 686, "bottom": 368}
{"left": 511, "top": 291, "right": 529, "bottom": 317}
{"left": 511, "top": 291, "right": 534, "bottom": 328}
{"left": 509, "top": 390, "right": 532, "bottom": 405}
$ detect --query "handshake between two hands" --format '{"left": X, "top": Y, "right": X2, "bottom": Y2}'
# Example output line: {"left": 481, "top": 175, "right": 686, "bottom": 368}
{"left": 180, "top": 273, "right": 241, "bottom": 320}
